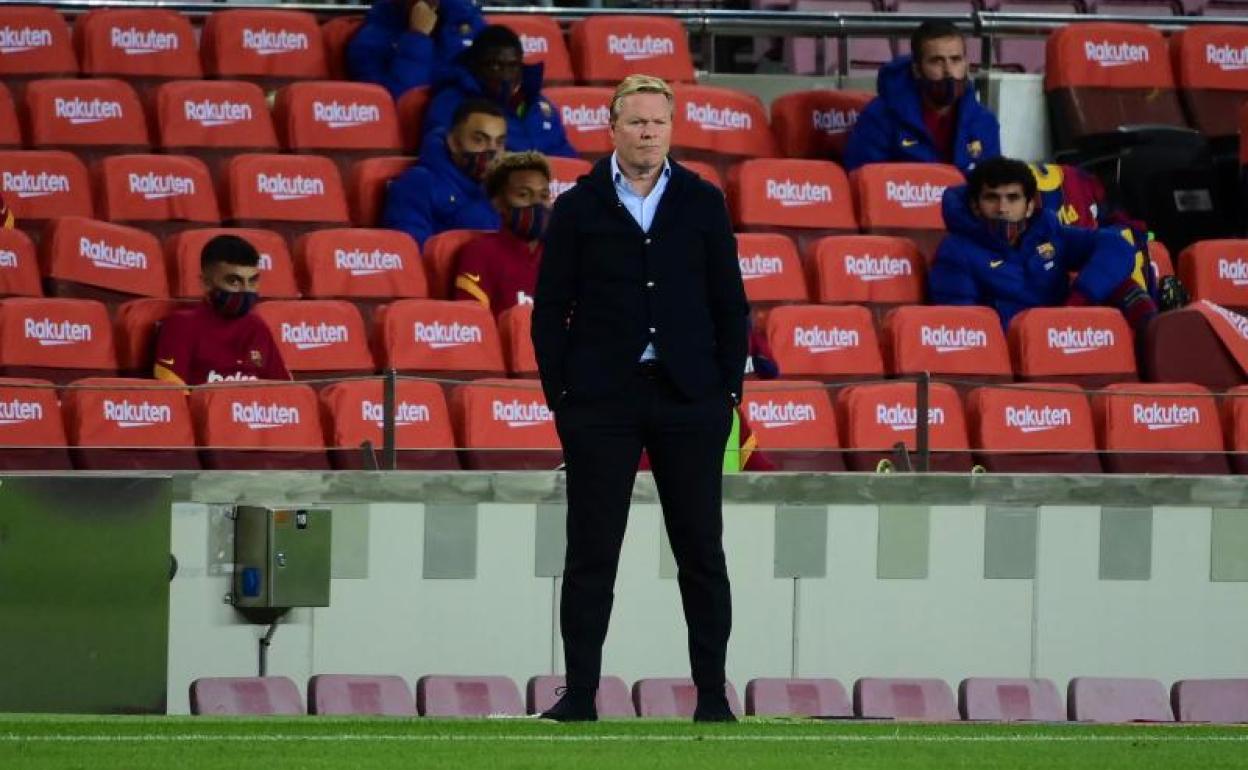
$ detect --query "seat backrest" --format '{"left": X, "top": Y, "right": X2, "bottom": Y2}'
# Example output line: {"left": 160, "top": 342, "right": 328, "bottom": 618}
{"left": 154, "top": 80, "right": 278, "bottom": 152}
{"left": 0, "top": 6, "right": 77, "bottom": 78}
{"left": 420, "top": 229, "right": 488, "bottom": 299}
{"left": 966, "top": 383, "right": 1098, "bottom": 456}
{"left": 1068, "top": 676, "right": 1174, "bottom": 722}
{"left": 959, "top": 678, "right": 1065, "bottom": 721}
{"left": 0, "top": 150, "right": 92, "bottom": 227}
{"left": 569, "top": 16, "right": 694, "bottom": 84}
{"left": 274, "top": 81, "right": 401, "bottom": 153}
{"left": 740, "top": 380, "right": 841, "bottom": 453}
{"left": 0, "top": 83, "right": 20, "bottom": 148}
{"left": 113, "top": 297, "right": 184, "bottom": 373}
{"left": 1171, "top": 678, "right": 1248, "bottom": 724}
{"left": 1093, "top": 381, "right": 1223, "bottom": 455}
{"left": 294, "top": 228, "right": 425, "bottom": 300}
{"left": 837, "top": 381, "right": 970, "bottom": 452}
{"left": 254, "top": 299, "right": 373, "bottom": 375}
{"left": 0, "top": 377, "right": 66, "bottom": 450}
{"left": 546, "top": 155, "right": 593, "bottom": 204}
{"left": 1170, "top": 26, "right": 1248, "bottom": 138}
{"left": 770, "top": 90, "right": 874, "bottom": 160}
{"left": 487, "top": 15, "right": 573, "bottom": 83}
{"left": 416, "top": 675, "right": 524, "bottom": 717}
{"left": 853, "top": 163, "right": 964, "bottom": 232}
{"left": 1007, "top": 307, "right": 1136, "bottom": 380}
{"left": 41, "top": 216, "right": 168, "bottom": 299}
{"left": 74, "top": 8, "right": 200, "bottom": 79}
{"left": 318, "top": 378, "right": 455, "bottom": 453}
{"left": 1179, "top": 239, "right": 1248, "bottom": 310}
{"left": 681, "top": 159, "right": 724, "bottom": 191}
{"left": 165, "top": 227, "right": 299, "bottom": 300}
{"left": 201, "top": 9, "right": 328, "bottom": 81}
{"left": 632, "top": 678, "right": 743, "bottom": 718}
{"left": 526, "top": 675, "right": 635, "bottom": 717}
{"left": 728, "top": 158, "right": 856, "bottom": 231}
{"left": 883, "top": 305, "right": 1012, "bottom": 378}
{"left": 0, "top": 297, "right": 117, "bottom": 372}
{"left": 736, "top": 233, "right": 807, "bottom": 304}
{"left": 320, "top": 16, "right": 363, "bottom": 81}
{"left": 853, "top": 677, "right": 959, "bottom": 721}
{"left": 543, "top": 87, "right": 613, "bottom": 156}
{"left": 764, "top": 303, "right": 884, "bottom": 379}
{"left": 745, "top": 678, "right": 851, "bottom": 717}
{"left": 1221, "top": 384, "right": 1248, "bottom": 456}
{"left": 374, "top": 299, "right": 503, "bottom": 374}
{"left": 93, "top": 154, "right": 221, "bottom": 226}
{"left": 396, "top": 87, "right": 430, "bottom": 155}
{"left": 25, "top": 77, "right": 149, "bottom": 149}
{"left": 1149, "top": 239, "right": 1174, "bottom": 281}
{"left": 223, "top": 153, "right": 349, "bottom": 225}
{"left": 450, "top": 377, "right": 558, "bottom": 449}
{"left": 497, "top": 304, "right": 537, "bottom": 376}
{"left": 62, "top": 376, "right": 195, "bottom": 449}
{"left": 673, "top": 85, "right": 777, "bottom": 160}
{"left": 347, "top": 156, "right": 416, "bottom": 227}
{"left": 307, "top": 674, "right": 416, "bottom": 716}
{"left": 0, "top": 227, "right": 42, "bottom": 297}
{"left": 809, "top": 234, "right": 925, "bottom": 305}
{"left": 189, "top": 382, "right": 325, "bottom": 452}
{"left": 189, "top": 676, "right": 304, "bottom": 716}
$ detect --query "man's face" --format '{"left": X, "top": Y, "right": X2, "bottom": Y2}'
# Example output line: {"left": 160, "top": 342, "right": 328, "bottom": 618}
{"left": 448, "top": 112, "right": 507, "bottom": 160}
{"left": 915, "top": 35, "right": 968, "bottom": 82}
{"left": 495, "top": 169, "right": 551, "bottom": 213}
{"left": 202, "top": 261, "right": 261, "bottom": 295}
{"left": 973, "top": 182, "right": 1033, "bottom": 223}
{"left": 609, "top": 92, "right": 673, "bottom": 173}
{"left": 472, "top": 45, "right": 523, "bottom": 97}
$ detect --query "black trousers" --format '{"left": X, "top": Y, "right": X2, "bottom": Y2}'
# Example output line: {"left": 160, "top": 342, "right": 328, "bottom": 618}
{"left": 554, "top": 363, "right": 734, "bottom": 691}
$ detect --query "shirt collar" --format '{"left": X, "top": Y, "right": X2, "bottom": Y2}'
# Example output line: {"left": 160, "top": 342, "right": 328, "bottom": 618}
{"left": 611, "top": 152, "right": 671, "bottom": 190}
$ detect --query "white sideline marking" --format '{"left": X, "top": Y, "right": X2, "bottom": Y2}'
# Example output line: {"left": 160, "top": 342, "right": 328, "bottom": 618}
{"left": 2, "top": 733, "right": 1247, "bottom": 744}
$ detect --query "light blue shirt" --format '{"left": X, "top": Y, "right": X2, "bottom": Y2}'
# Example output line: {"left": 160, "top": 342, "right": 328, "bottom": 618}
{"left": 611, "top": 153, "right": 672, "bottom": 362}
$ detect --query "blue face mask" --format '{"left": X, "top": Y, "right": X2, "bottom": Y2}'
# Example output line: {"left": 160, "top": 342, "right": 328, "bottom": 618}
{"left": 208, "top": 287, "right": 258, "bottom": 318}
{"left": 505, "top": 203, "right": 548, "bottom": 242}
{"left": 920, "top": 75, "right": 968, "bottom": 107}
{"left": 985, "top": 217, "right": 1027, "bottom": 246}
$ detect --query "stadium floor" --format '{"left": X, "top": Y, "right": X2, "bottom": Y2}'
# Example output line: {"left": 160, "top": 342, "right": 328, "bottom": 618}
{"left": 2, "top": 716, "right": 1247, "bottom": 769}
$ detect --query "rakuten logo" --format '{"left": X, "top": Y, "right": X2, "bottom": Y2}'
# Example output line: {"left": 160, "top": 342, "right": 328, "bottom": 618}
{"left": 231, "top": 400, "right": 300, "bottom": 430}
{"left": 1004, "top": 405, "right": 1072, "bottom": 433}
{"left": 686, "top": 102, "right": 752, "bottom": 132}
{"left": 0, "top": 26, "right": 53, "bottom": 55}
{"left": 23, "top": 317, "right": 92, "bottom": 347}
{"left": 747, "top": 399, "right": 816, "bottom": 428}
{"left": 560, "top": 104, "right": 610, "bottom": 133}
{"left": 1046, "top": 326, "right": 1116, "bottom": 355}
{"left": 738, "top": 254, "right": 784, "bottom": 281}
{"left": 1218, "top": 258, "right": 1248, "bottom": 287}
{"left": 520, "top": 34, "right": 548, "bottom": 55}
{"left": 242, "top": 28, "right": 309, "bottom": 56}
{"left": 0, "top": 250, "right": 17, "bottom": 269}
{"left": 1204, "top": 300, "right": 1248, "bottom": 342}
{"left": 606, "top": 34, "right": 675, "bottom": 61}
{"left": 334, "top": 248, "right": 402, "bottom": 276}
{"left": 313, "top": 100, "right": 381, "bottom": 129}
{"left": 281, "top": 322, "right": 348, "bottom": 351}
{"left": 54, "top": 97, "right": 123, "bottom": 125}
{"left": 1206, "top": 43, "right": 1248, "bottom": 71}
{"left": 765, "top": 179, "right": 832, "bottom": 208}
{"left": 885, "top": 181, "right": 946, "bottom": 209}
{"left": 875, "top": 402, "right": 946, "bottom": 431}
{"left": 812, "top": 108, "right": 857, "bottom": 134}
{"left": 492, "top": 398, "right": 552, "bottom": 427}
{"left": 3, "top": 171, "right": 70, "bottom": 199}
{"left": 110, "top": 27, "right": 179, "bottom": 55}
{"left": 361, "top": 399, "right": 431, "bottom": 427}
{"left": 793, "top": 325, "right": 859, "bottom": 354}
{"left": 102, "top": 398, "right": 172, "bottom": 428}
{"left": 920, "top": 325, "right": 988, "bottom": 353}
{"left": 183, "top": 99, "right": 253, "bottom": 128}
{"left": 844, "top": 254, "right": 912, "bottom": 282}
{"left": 80, "top": 238, "right": 148, "bottom": 271}
{"left": 414, "top": 321, "right": 483, "bottom": 349}
{"left": 128, "top": 172, "right": 195, "bottom": 201}
{"left": 256, "top": 173, "right": 325, "bottom": 201}
{"left": 1132, "top": 401, "right": 1200, "bottom": 431}
{"left": 1084, "top": 40, "right": 1150, "bottom": 68}
{"left": 0, "top": 398, "right": 43, "bottom": 425}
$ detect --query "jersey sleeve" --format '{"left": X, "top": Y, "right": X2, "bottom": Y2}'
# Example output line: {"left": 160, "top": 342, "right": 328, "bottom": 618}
{"left": 152, "top": 314, "right": 194, "bottom": 386}
{"left": 452, "top": 240, "right": 495, "bottom": 310}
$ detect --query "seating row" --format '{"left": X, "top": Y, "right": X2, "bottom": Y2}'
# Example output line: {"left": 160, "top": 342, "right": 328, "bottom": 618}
{"left": 189, "top": 672, "right": 1248, "bottom": 723}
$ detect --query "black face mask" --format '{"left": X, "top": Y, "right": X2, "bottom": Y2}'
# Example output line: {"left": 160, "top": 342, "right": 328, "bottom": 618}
{"left": 456, "top": 149, "right": 497, "bottom": 182}
{"left": 920, "top": 75, "right": 968, "bottom": 107}
{"left": 208, "top": 287, "right": 258, "bottom": 318}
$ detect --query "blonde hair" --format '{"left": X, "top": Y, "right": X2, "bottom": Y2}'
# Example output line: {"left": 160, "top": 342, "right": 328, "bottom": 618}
{"left": 484, "top": 151, "right": 552, "bottom": 199}
{"left": 610, "top": 74, "right": 674, "bottom": 123}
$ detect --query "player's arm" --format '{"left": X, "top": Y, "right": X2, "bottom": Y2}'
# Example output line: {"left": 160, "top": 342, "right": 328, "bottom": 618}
{"left": 152, "top": 316, "right": 192, "bottom": 386}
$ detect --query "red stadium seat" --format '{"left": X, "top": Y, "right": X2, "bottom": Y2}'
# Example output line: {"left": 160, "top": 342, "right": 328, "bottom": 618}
{"left": 416, "top": 675, "right": 524, "bottom": 718}
{"left": 0, "top": 150, "right": 92, "bottom": 241}
{"left": 497, "top": 304, "right": 537, "bottom": 377}
{"left": 165, "top": 227, "right": 299, "bottom": 300}
{"left": 740, "top": 379, "right": 845, "bottom": 470}
{"left": 255, "top": 300, "right": 374, "bottom": 381}
{"left": 1179, "top": 239, "right": 1248, "bottom": 314}
{"left": 1170, "top": 25, "right": 1248, "bottom": 139}
{"left": 526, "top": 675, "right": 635, "bottom": 718}
{"left": 681, "top": 159, "right": 724, "bottom": 191}
{"left": 0, "top": 297, "right": 117, "bottom": 383}
{"left": 320, "top": 16, "right": 364, "bottom": 81}
{"left": 318, "top": 377, "right": 457, "bottom": 470}
{"left": 728, "top": 158, "right": 856, "bottom": 254}
{"left": 295, "top": 228, "right": 425, "bottom": 305}
{"left": 769, "top": 90, "right": 873, "bottom": 161}
{"left": 882, "top": 305, "right": 1012, "bottom": 386}
{"left": 307, "top": 675, "right": 416, "bottom": 716}
{"left": 808, "top": 235, "right": 925, "bottom": 319}
{"left": 851, "top": 163, "right": 963, "bottom": 257}
{"left": 0, "top": 227, "right": 42, "bottom": 298}
{"left": 190, "top": 382, "right": 329, "bottom": 470}
{"left": 222, "top": 153, "right": 349, "bottom": 244}
{"left": 487, "top": 15, "right": 573, "bottom": 84}
{"left": 1144, "top": 301, "right": 1248, "bottom": 391}
{"left": 113, "top": 297, "right": 186, "bottom": 376}
{"left": 273, "top": 81, "right": 402, "bottom": 173}
{"left": 547, "top": 155, "right": 592, "bottom": 203}
{"left": 0, "top": 376, "right": 71, "bottom": 469}
{"left": 0, "top": 83, "right": 20, "bottom": 148}
{"left": 40, "top": 216, "right": 169, "bottom": 304}
{"left": 959, "top": 678, "right": 1065, "bottom": 722}
{"left": 24, "top": 78, "right": 149, "bottom": 161}
{"left": 853, "top": 678, "right": 959, "bottom": 721}
{"left": 450, "top": 378, "right": 560, "bottom": 470}
{"left": 1221, "top": 384, "right": 1248, "bottom": 474}
{"left": 0, "top": 6, "right": 77, "bottom": 82}
{"left": 93, "top": 154, "right": 221, "bottom": 239}
{"left": 735, "top": 233, "right": 807, "bottom": 305}
{"left": 201, "top": 10, "right": 328, "bottom": 88}
{"left": 569, "top": 16, "right": 694, "bottom": 85}
{"left": 61, "top": 376, "right": 198, "bottom": 470}
{"left": 1093, "top": 381, "right": 1227, "bottom": 474}
{"left": 836, "top": 381, "right": 972, "bottom": 472}
{"left": 1007, "top": 307, "right": 1137, "bottom": 388}
{"left": 397, "top": 87, "right": 430, "bottom": 155}
{"left": 745, "top": 678, "right": 851, "bottom": 718}
{"left": 1171, "top": 679, "right": 1248, "bottom": 724}
{"left": 189, "top": 676, "right": 304, "bottom": 715}
{"left": 422, "top": 229, "right": 487, "bottom": 299}
{"left": 153, "top": 80, "right": 279, "bottom": 172}
{"left": 347, "top": 156, "right": 415, "bottom": 227}
{"left": 966, "top": 383, "right": 1102, "bottom": 473}
{"left": 1068, "top": 677, "right": 1174, "bottom": 723}
{"left": 673, "top": 85, "right": 776, "bottom": 175}
{"left": 544, "top": 87, "right": 613, "bottom": 158}
{"left": 1149, "top": 240, "right": 1174, "bottom": 282}
{"left": 762, "top": 304, "right": 884, "bottom": 382}
{"left": 73, "top": 9, "right": 200, "bottom": 82}
{"left": 632, "top": 679, "right": 743, "bottom": 718}
{"left": 372, "top": 299, "right": 504, "bottom": 378}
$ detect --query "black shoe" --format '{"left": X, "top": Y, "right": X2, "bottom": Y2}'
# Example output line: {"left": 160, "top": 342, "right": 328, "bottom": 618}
{"left": 540, "top": 686, "right": 598, "bottom": 722}
{"left": 693, "top": 690, "right": 737, "bottom": 723}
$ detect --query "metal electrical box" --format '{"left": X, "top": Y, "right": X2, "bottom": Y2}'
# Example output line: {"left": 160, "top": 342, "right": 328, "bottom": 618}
{"left": 233, "top": 506, "right": 332, "bottom": 608}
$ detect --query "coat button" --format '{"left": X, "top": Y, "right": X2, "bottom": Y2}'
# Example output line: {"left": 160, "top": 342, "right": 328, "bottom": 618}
{"left": 649, "top": 327, "right": 656, "bottom": 333}
{"left": 646, "top": 281, "right": 655, "bottom": 288}
{"left": 644, "top": 237, "right": 652, "bottom": 245}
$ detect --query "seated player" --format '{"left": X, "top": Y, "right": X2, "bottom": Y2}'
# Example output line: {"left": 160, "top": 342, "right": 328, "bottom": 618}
{"left": 346, "top": 0, "right": 486, "bottom": 99}
{"left": 153, "top": 235, "right": 290, "bottom": 386}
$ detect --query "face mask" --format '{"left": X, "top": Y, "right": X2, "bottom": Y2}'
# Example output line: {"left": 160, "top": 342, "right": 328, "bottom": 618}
{"left": 505, "top": 203, "right": 548, "bottom": 241}
{"left": 985, "top": 216, "right": 1027, "bottom": 245}
{"left": 920, "top": 76, "right": 968, "bottom": 107}
{"left": 208, "top": 287, "right": 258, "bottom": 318}
{"left": 457, "top": 149, "right": 496, "bottom": 182}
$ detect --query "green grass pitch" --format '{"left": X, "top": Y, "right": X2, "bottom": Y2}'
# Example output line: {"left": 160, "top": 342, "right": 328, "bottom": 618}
{"left": 2, "top": 716, "right": 1247, "bottom": 770}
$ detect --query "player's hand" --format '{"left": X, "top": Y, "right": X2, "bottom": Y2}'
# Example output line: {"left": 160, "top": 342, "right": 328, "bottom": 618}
{"left": 409, "top": 1, "right": 438, "bottom": 35}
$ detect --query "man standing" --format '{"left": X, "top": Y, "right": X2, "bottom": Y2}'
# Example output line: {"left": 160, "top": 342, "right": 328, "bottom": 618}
{"left": 532, "top": 74, "right": 749, "bottom": 723}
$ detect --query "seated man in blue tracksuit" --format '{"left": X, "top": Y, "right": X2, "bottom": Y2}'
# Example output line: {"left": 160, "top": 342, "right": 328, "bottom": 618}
{"left": 929, "top": 157, "right": 1158, "bottom": 335}
{"left": 346, "top": 0, "right": 486, "bottom": 100}
{"left": 844, "top": 20, "right": 1000, "bottom": 174}
{"left": 421, "top": 25, "right": 577, "bottom": 158}
{"left": 383, "top": 98, "right": 505, "bottom": 247}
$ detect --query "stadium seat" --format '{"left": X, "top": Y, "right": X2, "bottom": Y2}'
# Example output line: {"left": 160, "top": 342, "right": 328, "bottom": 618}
{"left": 190, "top": 382, "right": 330, "bottom": 470}
{"left": 113, "top": 297, "right": 187, "bottom": 376}
{"left": 807, "top": 235, "right": 926, "bottom": 321}
{"left": 1170, "top": 26, "right": 1248, "bottom": 140}
{"left": 0, "top": 297, "right": 117, "bottom": 383}
{"left": 153, "top": 80, "right": 279, "bottom": 173}
{"left": 1092, "top": 381, "right": 1228, "bottom": 474}
{"left": 61, "top": 376, "right": 199, "bottom": 470}
{"left": 851, "top": 163, "right": 963, "bottom": 258}
{"left": 744, "top": 678, "right": 852, "bottom": 718}
{"left": 0, "top": 83, "right": 20, "bottom": 148}
{"left": 728, "top": 159, "right": 856, "bottom": 255}
{"left": 547, "top": 155, "right": 593, "bottom": 203}
{"left": 1068, "top": 677, "right": 1174, "bottom": 723}
{"left": 416, "top": 675, "right": 525, "bottom": 717}
{"left": 569, "top": 16, "right": 694, "bottom": 85}
{"left": 1220, "top": 385, "right": 1248, "bottom": 474}
{"left": 0, "top": 227, "right": 43, "bottom": 297}
{"left": 318, "top": 378, "right": 458, "bottom": 470}
{"left": 1007, "top": 307, "right": 1137, "bottom": 388}
{"left": 40, "top": 216, "right": 169, "bottom": 304}
{"left": 255, "top": 300, "right": 374, "bottom": 381}
{"left": 487, "top": 15, "right": 573, "bottom": 84}
{"left": 273, "top": 82, "right": 402, "bottom": 174}
{"left": 449, "top": 378, "right": 560, "bottom": 470}
{"left": 0, "top": 377, "right": 71, "bottom": 469}
{"left": 0, "top": 151, "right": 92, "bottom": 242}
{"left": 882, "top": 305, "right": 1012, "bottom": 386}
{"left": 781, "top": 0, "right": 893, "bottom": 76}
{"left": 735, "top": 233, "right": 807, "bottom": 305}
{"left": 397, "top": 87, "right": 430, "bottom": 156}
{"left": 526, "top": 675, "right": 635, "bottom": 717}
{"left": 681, "top": 159, "right": 724, "bottom": 191}
{"left": 0, "top": 6, "right": 77, "bottom": 84}
{"left": 769, "top": 89, "right": 873, "bottom": 161}
{"left": 544, "top": 87, "right": 613, "bottom": 158}
{"left": 631, "top": 679, "right": 743, "bottom": 718}
{"left": 221, "top": 153, "right": 350, "bottom": 245}
{"left": 201, "top": 10, "right": 328, "bottom": 89}
{"left": 320, "top": 16, "right": 364, "bottom": 81}
{"left": 1178, "top": 239, "right": 1248, "bottom": 314}
{"left": 347, "top": 156, "right": 416, "bottom": 227}
{"left": 762, "top": 303, "right": 884, "bottom": 382}
{"left": 1149, "top": 240, "right": 1174, "bottom": 282}
{"left": 165, "top": 228, "right": 300, "bottom": 300}
{"left": 1171, "top": 679, "right": 1248, "bottom": 724}
{"left": 966, "top": 383, "right": 1103, "bottom": 473}
{"left": 836, "top": 381, "right": 973, "bottom": 472}
{"left": 1143, "top": 302, "right": 1248, "bottom": 391}
{"left": 294, "top": 228, "right": 425, "bottom": 308}
{"left": 189, "top": 676, "right": 304, "bottom": 716}
{"left": 740, "top": 380, "right": 844, "bottom": 470}
{"left": 24, "top": 78, "right": 150, "bottom": 162}
{"left": 497, "top": 304, "right": 537, "bottom": 377}
{"left": 93, "top": 154, "right": 221, "bottom": 239}
{"left": 958, "top": 678, "right": 1065, "bottom": 722}
{"left": 853, "top": 677, "right": 959, "bottom": 721}
{"left": 421, "top": 229, "right": 488, "bottom": 299}
{"left": 373, "top": 299, "right": 505, "bottom": 378}
{"left": 307, "top": 674, "right": 416, "bottom": 716}
{"left": 73, "top": 9, "right": 200, "bottom": 83}
{"left": 673, "top": 85, "right": 776, "bottom": 164}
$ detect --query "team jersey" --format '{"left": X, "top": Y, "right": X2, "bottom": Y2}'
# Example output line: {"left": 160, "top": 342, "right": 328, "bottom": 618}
{"left": 0, "top": 193, "right": 13, "bottom": 229}
{"left": 453, "top": 230, "right": 542, "bottom": 316}
{"left": 153, "top": 302, "right": 290, "bottom": 386}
